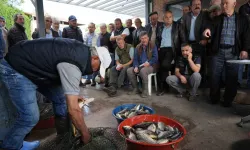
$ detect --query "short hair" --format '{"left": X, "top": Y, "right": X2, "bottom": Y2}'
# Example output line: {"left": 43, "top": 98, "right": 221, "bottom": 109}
{"left": 52, "top": 17, "right": 60, "bottom": 24}
{"left": 139, "top": 31, "right": 148, "bottom": 39}
{"left": 164, "top": 10, "right": 173, "bottom": 17}
{"left": 115, "top": 18, "right": 122, "bottom": 23}
{"left": 100, "top": 23, "right": 106, "bottom": 28}
{"left": 109, "top": 23, "right": 115, "bottom": 26}
{"left": 45, "top": 15, "right": 52, "bottom": 21}
{"left": 126, "top": 19, "right": 132, "bottom": 22}
{"left": 134, "top": 18, "right": 142, "bottom": 23}
{"left": 149, "top": 11, "right": 158, "bottom": 17}
{"left": 181, "top": 43, "right": 192, "bottom": 50}
{"left": 191, "top": 0, "right": 202, "bottom": 5}
{"left": 88, "top": 22, "right": 95, "bottom": 27}
{"left": 116, "top": 36, "right": 124, "bottom": 42}
{"left": 13, "top": 13, "right": 23, "bottom": 22}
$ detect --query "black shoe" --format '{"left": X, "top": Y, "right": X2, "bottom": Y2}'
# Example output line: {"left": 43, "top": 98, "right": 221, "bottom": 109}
{"left": 91, "top": 82, "right": 96, "bottom": 86}
{"left": 79, "top": 82, "right": 86, "bottom": 88}
{"left": 188, "top": 95, "right": 196, "bottom": 102}
{"left": 84, "top": 80, "right": 91, "bottom": 85}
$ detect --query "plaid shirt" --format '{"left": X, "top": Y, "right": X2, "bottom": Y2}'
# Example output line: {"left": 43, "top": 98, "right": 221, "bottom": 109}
{"left": 220, "top": 14, "right": 236, "bottom": 45}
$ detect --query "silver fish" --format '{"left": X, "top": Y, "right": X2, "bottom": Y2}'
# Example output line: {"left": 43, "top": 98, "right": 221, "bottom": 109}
{"left": 128, "top": 111, "right": 137, "bottom": 118}
{"left": 157, "top": 139, "right": 169, "bottom": 144}
{"left": 158, "top": 122, "right": 165, "bottom": 131}
{"left": 133, "top": 122, "right": 153, "bottom": 129}
{"left": 128, "top": 132, "right": 137, "bottom": 141}
{"left": 165, "top": 125, "right": 174, "bottom": 132}
{"left": 136, "top": 132, "right": 157, "bottom": 144}
{"left": 147, "top": 123, "right": 157, "bottom": 133}
{"left": 133, "top": 104, "right": 141, "bottom": 111}
{"left": 116, "top": 113, "right": 122, "bottom": 119}
{"left": 117, "top": 107, "right": 128, "bottom": 114}
{"left": 158, "top": 131, "right": 174, "bottom": 139}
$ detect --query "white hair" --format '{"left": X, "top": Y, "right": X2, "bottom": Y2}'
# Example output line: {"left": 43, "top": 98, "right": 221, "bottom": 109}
{"left": 52, "top": 17, "right": 60, "bottom": 24}
{"left": 100, "top": 23, "right": 106, "bottom": 28}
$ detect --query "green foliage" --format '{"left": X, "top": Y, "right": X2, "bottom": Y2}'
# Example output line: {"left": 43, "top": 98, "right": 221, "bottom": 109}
{"left": 0, "top": 0, "right": 32, "bottom": 39}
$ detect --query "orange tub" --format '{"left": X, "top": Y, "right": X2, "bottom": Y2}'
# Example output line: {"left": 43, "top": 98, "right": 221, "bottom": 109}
{"left": 118, "top": 115, "right": 187, "bottom": 150}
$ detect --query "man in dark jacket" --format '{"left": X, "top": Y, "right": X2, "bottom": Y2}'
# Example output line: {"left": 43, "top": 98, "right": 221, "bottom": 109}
{"left": 204, "top": 0, "right": 250, "bottom": 107}
{"left": 132, "top": 18, "right": 146, "bottom": 47}
{"left": 62, "top": 15, "right": 84, "bottom": 43}
{"left": 156, "top": 11, "right": 187, "bottom": 96}
{"left": 0, "top": 28, "right": 5, "bottom": 61}
{"left": 145, "top": 11, "right": 163, "bottom": 48}
{"left": 0, "top": 38, "right": 98, "bottom": 150}
{"left": 7, "top": 13, "right": 28, "bottom": 48}
{"left": 239, "top": 0, "right": 250, "bottom": 21}
{"left": 125, "top": 19, "right": 136, "bottom": 45}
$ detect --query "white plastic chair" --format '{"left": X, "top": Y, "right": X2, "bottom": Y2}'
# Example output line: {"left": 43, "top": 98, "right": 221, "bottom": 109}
{"left": 148, "top": 73, "right": 157, "bottom": 96}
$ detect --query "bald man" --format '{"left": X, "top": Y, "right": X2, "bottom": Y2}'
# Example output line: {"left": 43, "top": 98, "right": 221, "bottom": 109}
{"left": 204, "top": 0, "right": 250, "bottom": 107}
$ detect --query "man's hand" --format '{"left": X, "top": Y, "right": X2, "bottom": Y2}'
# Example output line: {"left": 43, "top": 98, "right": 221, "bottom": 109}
{"left": 143, "top": 62, "right": 150, "bottom": 67}
{"left": 180, "top": 75, "right": 187, "bottom": 84}
{"left": 116, "top": 64, "right": 123, "bottom": 71}
{"left": 81, "top": 133, "right": 91, "bottom": 144}
{"left": 134, "top": 67, "right": 139, "bottom": 73}
{"left": 203, "top": 29, "right": 211, "bottom": 38}
{"left": 188, "top": 53, "right": 193, "bottom": 61}
{"left": 199, "top": 40, "right": 208, "bottom": 46}
{"left": 240, "top": 51, "right": 248, "bottom": 60}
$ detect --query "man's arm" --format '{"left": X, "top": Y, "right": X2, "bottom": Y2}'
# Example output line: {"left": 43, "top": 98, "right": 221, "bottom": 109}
{"left": 110, "top": 31, "right": 116, "bottom": 41}
{"left": 83, "top": 33, "right": 88, "bottom": 45}
{"left": 175, "top": 68, "right": 182, "bottom": 79}
{"left": 188, "top": 56, "right": 201, "bottom": 73}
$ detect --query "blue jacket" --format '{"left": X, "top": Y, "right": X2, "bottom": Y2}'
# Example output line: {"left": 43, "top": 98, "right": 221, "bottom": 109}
{"left": 0, "top": 29, "right": 5, "bottom": 59}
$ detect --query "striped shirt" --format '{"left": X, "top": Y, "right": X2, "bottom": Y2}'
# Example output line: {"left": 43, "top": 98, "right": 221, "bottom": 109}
{"left": 220, "top": 14, "right": 236, "bottom": 45}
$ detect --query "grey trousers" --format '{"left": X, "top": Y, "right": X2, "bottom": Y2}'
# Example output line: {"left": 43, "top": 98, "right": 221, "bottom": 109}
{"left": 166, "top": 73, "right": 202, "bottom": 96}
{"left": 109, "top": 65, "right": 129, "bottom": 88}
{"left": 127, "top": 66, "right": 154, "bottom": 86}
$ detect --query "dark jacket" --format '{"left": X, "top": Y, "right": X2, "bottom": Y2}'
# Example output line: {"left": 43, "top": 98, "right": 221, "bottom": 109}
{"left": 99, "top": 32, "right": 114, "bottom": 53}
{"left": 5, "top": 38, "right": 92, "bottom": 86}
{"left": 156, "top": 21, "right": 187, "bottom": 57}
{"left": 208, "top": 13, "right": 250, "bottom": 55}
{"left": 145, "top": 21, "right": 164, "bottom": 48}
{"left": 111, "top": 26, "right": 128, "bottom": 50}
{"left": 180, "top": 11, "right": 206, "bottom": 42}
{"left": 126, "top": 27, "right": 136, "bottom": 45}
{"left": 7, "top": 23, "right": 28, "bottom": 48}
{"left": 32, "top": 28, "right": 60, "bottom": 39}
{"left": 62, "top": 26, "right": 84, "bottom": 43}
{"left": 132, "top": 26, "right": 146, "bottom": 47}
{"left": 0, "top": 29, "right": 5, "bottom": 59}
{"left": 239, "top": 2, "right": 250, "bottom": 22}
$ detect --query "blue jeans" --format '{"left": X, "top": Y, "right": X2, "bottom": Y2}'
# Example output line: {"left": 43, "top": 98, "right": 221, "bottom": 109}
{"left": 0, "top": 59, "right": 67, "bottom": 150}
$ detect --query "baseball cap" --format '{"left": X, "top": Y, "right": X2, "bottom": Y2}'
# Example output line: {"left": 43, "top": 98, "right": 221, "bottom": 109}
{"left": 0, "top": 16, "right": 5, "bottom": 21}
{"left": 68, "top": 15, "right": 77, "bottom": 21}
{"left": 208, "top": 5, "right": 221, "bottom": 12}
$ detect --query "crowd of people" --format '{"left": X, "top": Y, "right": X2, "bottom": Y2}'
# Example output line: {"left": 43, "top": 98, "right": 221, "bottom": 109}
{"left": 0, "top": 0, "right": 250, "bottom": 149}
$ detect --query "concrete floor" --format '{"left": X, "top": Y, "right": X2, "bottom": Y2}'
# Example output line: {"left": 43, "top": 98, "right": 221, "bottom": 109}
{"left": 29, "top": 84, "right": 250, "bottom": 150}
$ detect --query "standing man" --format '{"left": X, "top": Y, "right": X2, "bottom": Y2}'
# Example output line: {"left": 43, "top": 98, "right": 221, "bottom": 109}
{"left": 0, "top": 26, "right": 5, "bottom": 61}
{"left": 132, "top": 18, "right": 146, "bottom": 48}
{"left": 110, "top": 18, "right": 130, "bottom": 50}
{"left": 52, "top": 18, "right": 63, "bottom": 37}
{"left": 62, "top": 15, "right": 84, "bottom": 43}
{"left": 108, "top": 23, "right": 115, "bottom": 33}
{"left": 156, "top": 11, "right": 186, "bottom": 96}
{"left": 166, "top": 44, "right": 201, "bottom": 101}
{"left": 0, "top": 38, "right": 98, "bottom": 150}
{"left": 127, "top": 31, "right": 158, "bottom": 98}
{"left": 145, "top": 12, "right": 163, "bottom": 48}
{"left": 238, "top": 0, "right": 250, "bottom": 88}
{"left": 177, "top": 6, "right": 191, "bottom": 23}
{"left": 83, "top": 22, "right": 99, "bottom": 87}
{"left": 104, "top": 36, "right": 134, "bottom": 97}
{"left": 0, "top": 16, "right": 7, "bottom": 57}
{"left": 204, "top": 0, "right": 250, "bottom": 107}
{"left": 7, "top": 13, "right": 28, "bottom": 48}
{"left": 125, "top": 19, "right": 136, "bottom": 45}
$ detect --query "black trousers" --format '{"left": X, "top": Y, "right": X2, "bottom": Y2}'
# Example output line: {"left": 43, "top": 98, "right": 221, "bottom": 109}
{"left": 157, "top": 47, "right": 174, "bottom": 90}
{"left": 210, "top": 49, "right": 239, "bottom": 104}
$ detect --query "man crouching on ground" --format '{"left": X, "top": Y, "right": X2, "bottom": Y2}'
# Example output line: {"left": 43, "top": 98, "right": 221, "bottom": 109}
{"left": 0, "top": 38, "right": 98, "bottom": 150}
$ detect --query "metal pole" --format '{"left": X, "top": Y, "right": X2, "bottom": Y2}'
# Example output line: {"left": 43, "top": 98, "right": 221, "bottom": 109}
{"left": 145, "top": 0, "right": 149, "bottom": 24}
{"left": 34, "top": 0, "right": 45, "bottom": 38}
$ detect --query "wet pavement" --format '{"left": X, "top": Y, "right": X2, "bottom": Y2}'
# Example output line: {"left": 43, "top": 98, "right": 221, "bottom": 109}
{"left": 28, "top": 84, "right": 250, "bottom": 150}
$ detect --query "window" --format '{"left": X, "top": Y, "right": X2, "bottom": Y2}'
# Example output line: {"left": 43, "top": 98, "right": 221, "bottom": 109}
{"left": 166, "top": 0, "right": 191, "bottom": 21}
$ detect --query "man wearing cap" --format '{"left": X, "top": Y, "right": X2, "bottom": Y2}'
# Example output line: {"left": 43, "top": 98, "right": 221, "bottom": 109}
{"left": 0, "top": 38, "right": 100, "bottom": 149}
{"left": 7, "top": 13, "right": 28, "bottom": 48}
{"left": 62, "top": 15, "right": 84, "bottom": 43}
{"left": 203, "top": 0, "right": 250, "bottom": 107}
{"left": 145, "top": 11, "right": 163, "bottom": 48}
{"left": 238, "top": 0, "right": 250, "bottom": 89}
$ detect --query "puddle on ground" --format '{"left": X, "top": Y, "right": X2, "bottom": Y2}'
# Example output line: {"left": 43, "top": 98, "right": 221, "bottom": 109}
{"left": 83, "top": 99, "right": 196, "bottom": 148}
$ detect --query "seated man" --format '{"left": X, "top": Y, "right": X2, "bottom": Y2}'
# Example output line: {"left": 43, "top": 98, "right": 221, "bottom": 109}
{"left": 0, "top": 38, "right": 98, "bottom": 150}
{"left": 103, "top": 36, "right": 134, "bottom": 96}
{"left": 127, "top": 31, "right": 158, "bottom": 98}
{"left": 166, "top": 44, "right": 201, "bottom": 101}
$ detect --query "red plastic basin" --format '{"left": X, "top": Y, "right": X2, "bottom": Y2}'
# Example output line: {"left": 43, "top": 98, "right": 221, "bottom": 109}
{"left": 118, "top": 115, "right": 187, "bottom": 150}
